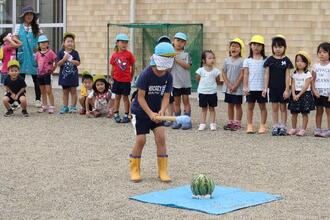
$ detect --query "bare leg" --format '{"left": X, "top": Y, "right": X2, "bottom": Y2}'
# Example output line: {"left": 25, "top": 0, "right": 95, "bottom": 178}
{"left": 46, "top": 85, "right": 55, "bottom": 106}
{"left": 247, "top": 102, "right": 255, "bottom": 124}
{"left": 209, "top": 106, "right": 215, "bottom": 123}
{"left": 259, "top": 103, "right": 267, "bottom": 124}
{"left": 200, "top": 107, "right": 207, "bottom": 124}
{"left": 62, "top": 89, "right": 69, "bottom": 106}
{"left": 315, "top": 106, "right": 323, "bottom": 129}
{"left": 70, "top": 87, "right": 77, "bottom": 106}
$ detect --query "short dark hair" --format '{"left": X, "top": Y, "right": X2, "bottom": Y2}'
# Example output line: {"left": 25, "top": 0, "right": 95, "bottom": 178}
{"left": 317, "top": 42, "right": 330, "bottom": 61}
{"left": 271, "top": 37, "right": 287, "bottom": 55}
{"left": 295, "top": 54, "right": 309, "bottom": 72}
{"left": 92, "top": 79, "right": 110, "bottom": 94}
{"left": 201, "top": 49, "right": 215, "bottom": 67}
{"left": 248, "top": 43, "right": 267, "bottom": 59}
{"left": 81, "top": 73, "right": 93, "bottom": 83}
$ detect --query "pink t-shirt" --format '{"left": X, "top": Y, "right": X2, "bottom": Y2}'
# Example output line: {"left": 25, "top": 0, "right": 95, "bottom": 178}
{"left": 1, "top": 43, "right": 17, "bottom": 73}
{"left": 35, "top": 49, "right": 57, "bottom": 76}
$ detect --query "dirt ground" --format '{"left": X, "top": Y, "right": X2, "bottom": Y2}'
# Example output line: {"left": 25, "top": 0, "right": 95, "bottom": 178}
{"left": 0, "top": 87, "right": 329, "bottom": 220}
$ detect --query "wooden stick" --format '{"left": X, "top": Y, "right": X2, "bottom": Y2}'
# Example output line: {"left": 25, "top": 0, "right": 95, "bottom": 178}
{"left": 154, "top": 116, "right": 177, "bottom": 121}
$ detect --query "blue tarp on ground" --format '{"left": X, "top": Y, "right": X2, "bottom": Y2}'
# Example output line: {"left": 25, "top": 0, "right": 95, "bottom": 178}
{"left": 129, "top": 185, "right": 282, "bottom": 215}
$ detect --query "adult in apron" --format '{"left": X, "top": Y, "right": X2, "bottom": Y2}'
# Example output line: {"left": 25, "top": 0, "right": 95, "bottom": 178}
{"left": 15, "top": 6, "right": 42, "bottom": 107}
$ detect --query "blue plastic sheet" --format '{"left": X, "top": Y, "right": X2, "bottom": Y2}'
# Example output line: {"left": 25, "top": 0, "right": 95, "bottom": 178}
{"left": 129, "top": 185, "right": 282, "bottom": 215}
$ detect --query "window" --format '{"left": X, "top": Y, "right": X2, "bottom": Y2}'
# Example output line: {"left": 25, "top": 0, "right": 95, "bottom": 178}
{"left": 0, "top": 0, "right": 66, "bottom": 51}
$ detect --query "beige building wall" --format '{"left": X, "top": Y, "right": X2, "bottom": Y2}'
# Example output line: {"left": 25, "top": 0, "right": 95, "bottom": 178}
{"left": 67, "top": 0, "right": 330, "bottom": 75}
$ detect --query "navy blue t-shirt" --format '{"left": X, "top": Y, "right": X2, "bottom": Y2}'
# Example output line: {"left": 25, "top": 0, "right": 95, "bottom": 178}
{"left": 131, "top": 66, "right": 173, "bottom": 118}
{"left": 57, "top": 49, "right": 80, "bottom": 87}
{"left": 4, "top": 76, "right": 26, "bottom": 94}
{"left": 264, "top": 56, "right": 293, "bottom": 90}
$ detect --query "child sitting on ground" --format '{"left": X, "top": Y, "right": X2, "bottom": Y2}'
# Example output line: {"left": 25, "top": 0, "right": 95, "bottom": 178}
{"left": 86, "top": 74, "right": 114, "bottom": 118}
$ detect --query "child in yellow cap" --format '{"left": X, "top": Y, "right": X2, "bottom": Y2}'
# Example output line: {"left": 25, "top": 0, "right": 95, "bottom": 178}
{"left": 222, "top": 38, "right": 245, "bottom": 131}
{"left": 3, "top": 60, "right": 29, "bottom": 117}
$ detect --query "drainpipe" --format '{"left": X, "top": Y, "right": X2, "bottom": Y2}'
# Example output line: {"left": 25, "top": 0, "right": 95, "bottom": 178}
{"left": 130, "top": 0, "right": 136, "bottom": 54}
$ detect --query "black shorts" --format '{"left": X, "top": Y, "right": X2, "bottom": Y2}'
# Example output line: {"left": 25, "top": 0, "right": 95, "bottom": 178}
{"left": 112, "top": 79, "right": 131, "bottom": 96}
{"left": 172, "top": 87, "right": 191, "bottom": 97}
{"left": 224, "top": 93, "right": 243, "bottom": 104}
{"left": 132, "top": 114, "right": 164, "bottom": 135}
{"left": 4, "top": 92, "right": 25, "bottom": 104}
{"left": 198, "top": 93, "right": 218, "bottom": 108}
{"left": 62, "top": 85, "right": 76, "bottom": 90}
{"left": 269, "top": 88, "right": 288, "bottom": 103}
{"left": 246, "top": 91, "right": 268, "bottom": 103}
{"left": 38, "top": 74, "right": 51, "bottom": 85}
{"left": 314, "top": 96, "right": 330, "bottom": 108}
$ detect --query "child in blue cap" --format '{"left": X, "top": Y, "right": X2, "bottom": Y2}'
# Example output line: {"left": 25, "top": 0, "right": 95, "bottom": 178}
{"left": 171, "top": 32, "right": 193, "bottom": 129}
{"left": 129, "top": 42, "right": 176, "bottom": 182}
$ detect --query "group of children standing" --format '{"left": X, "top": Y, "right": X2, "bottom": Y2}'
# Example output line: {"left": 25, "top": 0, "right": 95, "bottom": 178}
{"left": 1, "top": 30, "right": 330, "bottom": 138}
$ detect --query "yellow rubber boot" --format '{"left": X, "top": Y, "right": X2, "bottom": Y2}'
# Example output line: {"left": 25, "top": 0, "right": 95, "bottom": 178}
{"left": 157, "top": 155, "right": 171, "bottom": 182}
{"left": 258, "top": 124, "right": 268, "bottom": 134}
{"left": 129, "top": 155, "right": 141, "bottom": 182}
{"left": 246, "top": 124, "right": 255, "bottom": 134}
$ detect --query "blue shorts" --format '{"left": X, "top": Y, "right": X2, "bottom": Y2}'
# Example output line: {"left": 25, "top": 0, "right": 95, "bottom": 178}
{"left": 132, "top": 114, "right": 164, "bottom": 135}
{"left": 224, "top": 93, "right": 243, "bottom": 104}
{"left": 198, "top": 93, "right": 217, "bottom": 108}
{"left": 112, "top": 79, "right": 131, "bottom": 96}
{"left": 38, "top": 74, "right": 51, "bottom": 85}
{"left": 246, "top": 91, "right": 268, "bottom": 103}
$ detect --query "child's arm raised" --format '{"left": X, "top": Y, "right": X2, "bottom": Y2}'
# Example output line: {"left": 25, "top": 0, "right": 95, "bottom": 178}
{"left": 71, "top": 59, "right": 80, "bottom": 66}
{"left": 262, "top": 67, "right": 269, "bottom": 97}
{"left": 56, "top": 53, "right": 69, "bottom": 66}
{"left": 137, "top": 89, "right": 159, "bottom": 121}
{"left": 6, "top": 35, "right": 22, "bottom": 48}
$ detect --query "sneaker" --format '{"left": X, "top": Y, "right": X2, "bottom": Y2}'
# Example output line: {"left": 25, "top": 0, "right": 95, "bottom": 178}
{"left": 210, "top": 123, "right": 217, "bottom": 131}
{"left": 223, "top": 122, "right": 233, "bottom": 130}
{"left": 314, "top": 128, "right": 323, "bottom": 137}
{"left": 231, "top": 122, "right": 242, "bottom": 131}
{"left": 287, "top": 128, "right": 297, "bottom": 135}
{"left": 48, "top": 106, "right": 55, "bottom": 114}
{"left": 59, "top": 106, "right": 69, "bottom": 114}
{"left": 164, "top": 121, "right": 173, "bottom": 127}
{"left": 278, "top": 127, "right": 287, "bottom": 136}
{"left": 272, "top": 127, "right": 279, "bottom": 136}
{"left": 320, "top": 129, "right": 330, "bottom": 138}
{"left": 69, "top": 106, "right": 78, "bottom": 113}
{"left": 38, "top": 106, "right": 48, "bottom": 113}
{"left": 296, "top": 129, "right": 306, "bottom": 137}
{"left": 79, "top": 108, "right": 86, "bottom": 115}
{"left": 22, "top": 109, "right": 29, "bottom": 117}
{"left": 198, "top": 123, "right": 206, "bottom": 131}
{"left": 4, "top": 108, "right": 14, "bottom": 117}
{"left": 121, "top": 115, "right": 130, "bottom": 123}
{"left": 114, "top": 114, "right": 121, "bottom": 123}
{"left": 11, "top": 101, "right": 20, "bottom": 111}
{"left": 34, "top": 100, "right": 42, "bottom": 108}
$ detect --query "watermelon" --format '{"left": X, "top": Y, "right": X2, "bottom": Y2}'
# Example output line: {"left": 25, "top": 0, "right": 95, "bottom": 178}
{"left": 191, "top": 174, "right": 215, "bottom": 199}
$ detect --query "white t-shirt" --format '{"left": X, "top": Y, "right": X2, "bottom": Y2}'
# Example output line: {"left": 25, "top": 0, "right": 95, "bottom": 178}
{"left": 291, "top": 71, "right": 312, "bottom": 91}
{"left": 243, "top": 58, "right": 266, "bottom": 91}
{"left": 312, "top": 63, "right": 330, "bottom": 96}
{"left": 196, "top": 67, "right": 220, "bottom": 94}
